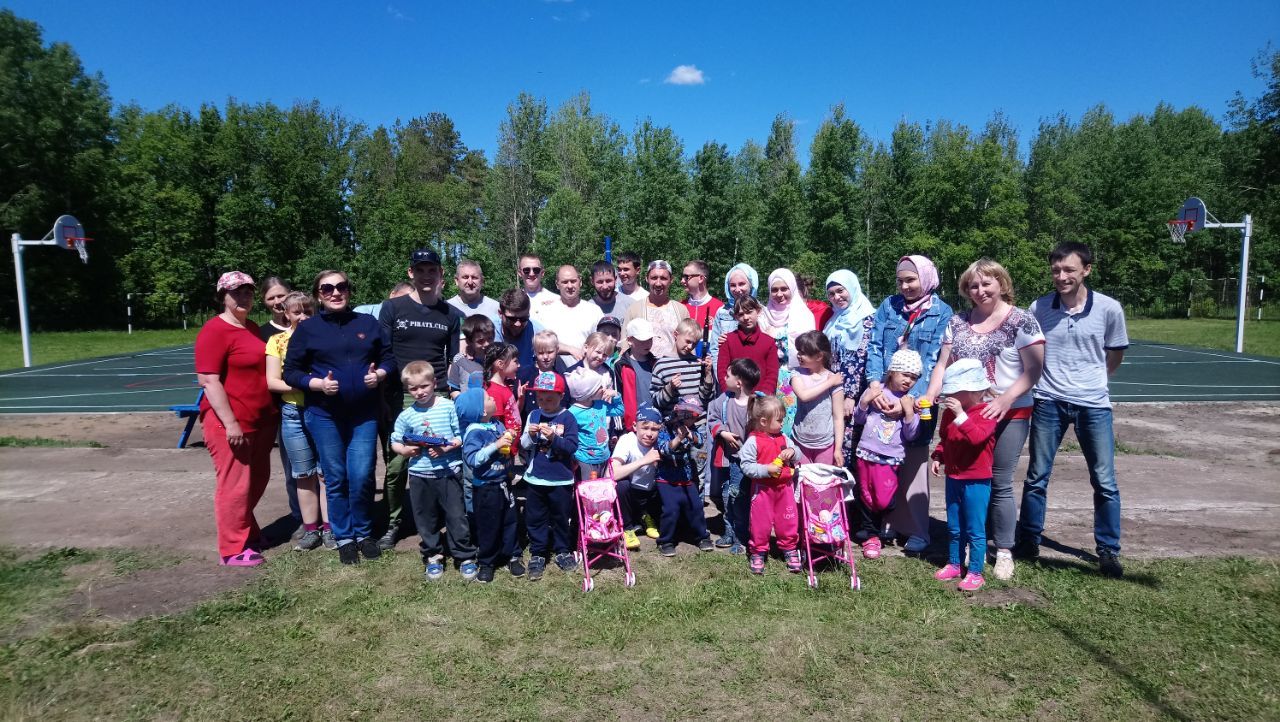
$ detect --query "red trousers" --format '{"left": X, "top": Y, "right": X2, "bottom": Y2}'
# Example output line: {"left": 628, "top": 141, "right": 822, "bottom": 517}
{"left": 205, "top": 419, "right": 275, "bottom": 558}
{"left": 856, "top": 457, "right": 900, "bottom": 514}
{"left": 749, "top": 480, "right": 798, "bottom": 554}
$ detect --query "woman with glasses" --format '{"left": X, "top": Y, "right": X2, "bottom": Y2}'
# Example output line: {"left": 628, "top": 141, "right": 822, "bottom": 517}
{"left": 284, "top": 270, "right": 396, "bottom": 565}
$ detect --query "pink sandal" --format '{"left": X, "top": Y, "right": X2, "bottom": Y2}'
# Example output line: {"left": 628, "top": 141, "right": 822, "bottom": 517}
{"left": 220, "top": 551, "right": 264, "bottom": 567}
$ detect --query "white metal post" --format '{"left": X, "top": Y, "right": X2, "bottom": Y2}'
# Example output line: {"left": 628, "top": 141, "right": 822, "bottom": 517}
{"left": 127, "top": 293, "right": 133, "bottom": 334}
{"left": 11, "top": 233, "right": 32, "bottom": 368}
{"left": 1235, "top": 214, "right": 1252, "bottom": 354}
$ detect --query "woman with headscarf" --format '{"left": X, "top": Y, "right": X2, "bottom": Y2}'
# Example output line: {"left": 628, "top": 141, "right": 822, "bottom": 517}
{"left": 863, "top": 255, "right": 953, "bottom": 555}
{"left": 759, "top": 268, "right": 818, "bottom": 436}
{"left": 707, "top": 263, "right": 759, "bottom": 378}
{"left": 823, "top": 269, "right": 878, "bottom": 458}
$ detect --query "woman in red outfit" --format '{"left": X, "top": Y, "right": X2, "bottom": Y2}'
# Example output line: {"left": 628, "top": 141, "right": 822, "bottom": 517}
{"left": 196, "top": 271, "right": 279, "bottom": 566}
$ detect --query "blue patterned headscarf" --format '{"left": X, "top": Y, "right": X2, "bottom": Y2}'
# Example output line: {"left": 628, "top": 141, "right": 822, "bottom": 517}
{"left": 823, "top": 269, "right": 876, "bottom": 354}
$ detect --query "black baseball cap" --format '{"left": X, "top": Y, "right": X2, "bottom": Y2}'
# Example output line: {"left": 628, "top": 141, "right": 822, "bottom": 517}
{"left": 411, "top": 248, "right": 441, "bottom": 266}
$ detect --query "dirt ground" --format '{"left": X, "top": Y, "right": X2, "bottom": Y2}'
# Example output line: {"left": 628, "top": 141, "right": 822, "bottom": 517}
{"left": 1, "top": 402, "right": 1278, "bottom": 622}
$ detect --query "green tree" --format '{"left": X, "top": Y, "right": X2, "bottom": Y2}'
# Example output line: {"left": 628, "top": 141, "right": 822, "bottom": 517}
{"left": 685, "top": 141, "right": 736, "bottom": 279}
{"left": 486, "top": 93, "right": 552, "bottom": 271}
{"left": 624, "top": 119, "right": 689, "bottom": 266}
{"left": 760, "top": 114, "right": 808, "bottom": 276}
{"left": 806, "top": 103, "right": 868, "bottom": 279}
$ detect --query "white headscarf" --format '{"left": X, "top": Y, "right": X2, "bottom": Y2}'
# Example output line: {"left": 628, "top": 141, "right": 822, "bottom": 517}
{"left": 763, "top": 268, "right": 815, "bottom": 367}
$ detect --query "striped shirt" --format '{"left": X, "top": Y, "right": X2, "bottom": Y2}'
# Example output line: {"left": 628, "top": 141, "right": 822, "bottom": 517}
{"left": 650, "top": 353, "right": 715, "bottom": 412}
{"left": 391, "top": 398, "right": 462, "bottom": 475}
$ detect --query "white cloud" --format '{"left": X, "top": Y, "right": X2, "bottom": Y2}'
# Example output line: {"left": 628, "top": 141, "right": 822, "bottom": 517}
{"left": 664, "top": 64, "right": 706, "bottom": 86}
{"left": 386, "top": 4, "right": 412, "bottom": 21}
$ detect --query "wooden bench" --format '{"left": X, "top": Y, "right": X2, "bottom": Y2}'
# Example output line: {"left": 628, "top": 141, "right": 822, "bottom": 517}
{"left": 169, "top": 389, "right": 204, "bottom": 449}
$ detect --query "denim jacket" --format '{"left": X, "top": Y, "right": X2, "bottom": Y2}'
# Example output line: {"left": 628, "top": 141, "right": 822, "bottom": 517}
{"left": 865, "top": 293, "right": 953, "bottom": 399}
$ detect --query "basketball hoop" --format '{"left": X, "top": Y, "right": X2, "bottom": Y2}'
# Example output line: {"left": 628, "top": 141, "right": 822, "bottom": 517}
{"left": 1167, "top": 219, "right": 1194, "bottom": 245}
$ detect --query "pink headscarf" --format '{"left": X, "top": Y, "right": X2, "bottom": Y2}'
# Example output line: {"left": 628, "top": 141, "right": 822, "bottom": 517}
{"left": 896, "top": 255, "right": 940, "bottom": 313}
{"left": 764, "top": 269, "right": 816, "bottom": 333}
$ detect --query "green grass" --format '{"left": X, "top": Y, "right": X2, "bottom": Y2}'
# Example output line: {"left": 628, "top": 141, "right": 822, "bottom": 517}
{"left": 1128, "top": 318, "right": 1280, "bottom": 357}
{"left": 1, "top": 548, "right": 1276, "bottom": 720}
{"left": 0, "top": 329, "right": 197, "bottom": 371}
{"left": 0, "top": 437, "right": 104, "bottom": 448}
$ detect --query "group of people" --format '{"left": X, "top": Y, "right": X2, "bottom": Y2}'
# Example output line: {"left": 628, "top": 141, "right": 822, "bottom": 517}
{"left": 195, "top": 240, "right": 1128, "bottom": 589}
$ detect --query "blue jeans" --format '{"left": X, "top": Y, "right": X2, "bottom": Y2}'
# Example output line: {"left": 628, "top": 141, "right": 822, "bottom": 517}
{"left": 279, "top": 403, "right": 319, "bottom": 478}
{"left": 946, "top": 476, "right": 991, "bottom": 574}
{"left": 1018, "top": 398, "right": 1121, "bottom": 555}
{"left": 716, "top": 464, "right": 748, "bottom": 546}
{"left": 304, "top": 409, "right": 378, "bottom": 543}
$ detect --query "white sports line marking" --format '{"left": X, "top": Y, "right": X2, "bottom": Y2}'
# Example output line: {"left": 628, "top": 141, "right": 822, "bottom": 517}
{"left": 1112, "top": 381, "right": 1280, "bottom": 388}
{"left": 0, "top": 404, "right": 178, "bottom": 411}
{"left": 1113, "top": 393, "right": 1280, "bottom": 398}
{"left": 6, "top": 373, "right": 190, "bottom": 378}
{"left": 1142, "top": 344, "right": 1280, "bottom": 366}
{"left": 0, "top": 387, "right": 192, "bottom": 402}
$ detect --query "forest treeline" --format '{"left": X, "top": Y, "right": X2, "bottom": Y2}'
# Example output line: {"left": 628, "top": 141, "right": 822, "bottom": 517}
{"left": 2, "top": 10, "right": 1277, "bottom": 329}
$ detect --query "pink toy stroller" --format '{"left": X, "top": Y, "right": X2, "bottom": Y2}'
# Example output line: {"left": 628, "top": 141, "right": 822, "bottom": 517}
{"left": 798, "top": 463, "right": 861, "bottom": 590}
{"left": 574, "top": 468, "right": 636, "bottom": 592}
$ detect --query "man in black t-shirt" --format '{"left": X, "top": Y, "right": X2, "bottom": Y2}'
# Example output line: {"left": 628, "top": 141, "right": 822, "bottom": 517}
{"left": 376, "top": 248, "right": 463, "bottom": 548}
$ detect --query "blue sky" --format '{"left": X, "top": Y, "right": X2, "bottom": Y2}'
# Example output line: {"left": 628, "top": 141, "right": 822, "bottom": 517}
{"left": 7, "top": 1, "right": 1279, "bottom": 162}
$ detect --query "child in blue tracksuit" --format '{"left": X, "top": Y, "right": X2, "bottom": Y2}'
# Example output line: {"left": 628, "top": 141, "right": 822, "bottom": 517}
{"left": 566, "top": 367, "right": 625, "bottom": 479}
{"left": 518, "top": 370, "right": 580, "bottom": 581}
{"left": 458, "top": 386, "right": 518, "bottom": 584}
{"left": 654, "top": 397, "right": 713, "bottom": 556}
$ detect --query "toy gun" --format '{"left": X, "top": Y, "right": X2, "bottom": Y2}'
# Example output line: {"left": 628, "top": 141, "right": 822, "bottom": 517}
{"left": 698, "top": 304, "right": 711, "bottom": 359}
{"left": 403, "top": 433, "right": 449, "bottom": 447}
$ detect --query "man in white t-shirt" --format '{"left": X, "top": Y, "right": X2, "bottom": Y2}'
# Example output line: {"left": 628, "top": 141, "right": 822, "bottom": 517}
{"left": 519, "top": 253, "right": 559, "bottom": 321}
{"left": 616, "top": 250, "right": 648, "bottom": 302}
{"left": 539, "top": 265, "right": 602, "bottom": 361}
{"left": 447, "top": 259, "right": 501, "bottom": 326}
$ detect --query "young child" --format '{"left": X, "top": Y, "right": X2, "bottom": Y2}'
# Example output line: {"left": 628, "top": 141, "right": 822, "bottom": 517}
{"left": 715, "top": 296, "right": 780, "bottom": 397}
{"left": 654, "top": 397, "right": 713, "bottom": 556}
{"left": 930, "top": 358, "right": 999, "bottom": 592}
{"left": 390, "top": 361, "right": 479, "bottom": 582}
{"left": 484, "top": 343, "right": 522, "bottom": 437}
{"left": 581, "top": 331, "right": 618, "bottom": 388}
{"left": 739, "top": 395, "right": 800, "bottom": 574}
{"left": 519, "top": 330, "right": 569, "bottom": 419}
{"left": 566, "top": 367, "right": 624, "bottom": 479}
{"left": 616, "top": 319, "right": 659, "bottom": 432}
{"left": 457, "top": 386, "right": 518, "bottom": 583}
{"left": 609, "top": 405, "right": 664, "bottom": 549}
{"left": 651, "top": 318, "right": 716, "bottom": 413}
{"left": 852, "top": 349, "right": 923, "bottom": 559}
{"left": 790, "top": 330, "right": 845, "bottom": 465}
{"left": 518, "top": 370, "right": 580, "bottom": 580}
{"left": 707, "top": 358, "right": 761, "bottom": 554}
{"left": 596, "top": 316, "right": 624, "bottom": 365}
{"left": 448, "top": 315, "right": 495, "bottom": 397}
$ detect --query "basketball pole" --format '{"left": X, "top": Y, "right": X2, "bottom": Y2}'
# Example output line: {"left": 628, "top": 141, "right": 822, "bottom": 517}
{"left": 1203, "top": 214, "right": 1253, "bottom": 354}
{"left": 10, "top": 231, "right": 59, "bottom": 368}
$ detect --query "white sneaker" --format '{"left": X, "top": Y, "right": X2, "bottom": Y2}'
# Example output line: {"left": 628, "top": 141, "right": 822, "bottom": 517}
{"left": 994, "top": 549, "right": 1015, "bottom": 580}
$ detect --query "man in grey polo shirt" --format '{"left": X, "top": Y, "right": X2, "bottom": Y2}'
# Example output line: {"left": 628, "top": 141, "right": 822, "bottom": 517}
{"left": 1016, "top": 241, "right": 1128, "bottom": 577}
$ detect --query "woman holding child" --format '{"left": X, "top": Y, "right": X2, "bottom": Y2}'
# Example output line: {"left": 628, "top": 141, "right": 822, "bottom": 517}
{"left": 823, "top": 270, "right": 878, "bottom": 457}
{"left": 923, "top": 258, "right": 1043, "bottom": 580}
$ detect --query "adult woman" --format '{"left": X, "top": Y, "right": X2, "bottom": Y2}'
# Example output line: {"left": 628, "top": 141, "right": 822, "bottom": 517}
{"left": 258, "top": 277, "right": 292, "bottom": 342}
{"left": 707, "top": 262, "right": 759, "bottom": 375}
{"left": 864, "top": 255, "right": 953, "bottom": 554}
{"left": 924, "top": 258, "right": 1043, "bottom": 580}
{"left": 622, "top": 260, "right": 689, "bottom": 359}
{"left": 284, "top": 270, "right": 395, "bottom": 565}
{"left": 760, "top": 268, "right": 818, "bottom": 435}
{"left": 823, "top": 270, "right": 878, "bottom": 455}
{"left": 195, "top": 271, "right": 279, "bottom": 566}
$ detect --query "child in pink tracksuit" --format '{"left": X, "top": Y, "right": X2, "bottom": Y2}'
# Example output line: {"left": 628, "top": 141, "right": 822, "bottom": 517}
{"left": 739, "top": 395, "right": 800, "bottom": 575}
{"left": 852, "top": 349, "right": 923, "bottom": 559}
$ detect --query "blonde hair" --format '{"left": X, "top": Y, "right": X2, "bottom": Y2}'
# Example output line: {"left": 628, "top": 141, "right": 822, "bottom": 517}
{"left": 282, "top": 291, "right": 314, "bottom": 316}
{"left": 583, "top": 332, "right": 616, "bottom": 355}
{"left": 675, "top": 318, "right": 701, "bottom": 337}
{"left": 532, "top": 330, "right": 560, "bottom": 351}
{"left": 747, "top": 395, "right": 784, "bottom": 432}
{"left": 400, "top": 360, "right": 434, "bottom": 387}
{"left": 958, "top": 258, "right": 1015, "bottom": 305}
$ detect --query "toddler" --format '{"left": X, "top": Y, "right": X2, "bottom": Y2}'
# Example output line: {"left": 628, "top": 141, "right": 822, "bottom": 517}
{"left": 458, "top": 386, "right": 517, "bottom": 583}
{"left": 609, "top": 405, "right": 664, "bottom": 549}
{"left": 739, "top": 395, "right": 800, "bottom": 574}
{"left": 654, "top": 397, "right": 713, "bottom": 556}
{"left": 566, "top": 367, "right": 624, "bottom": 479}
{"left": 852, "top": 349, "right": 923, "bottom": 559}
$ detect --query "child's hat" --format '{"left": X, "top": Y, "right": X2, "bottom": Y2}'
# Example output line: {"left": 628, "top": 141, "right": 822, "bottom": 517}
{"left": 466, "top": 370, "right": 486, "bottom": 390}
{"left": 672, "top": 396, "right": 705, "bottom": 418}
{"left": 565, "top": 367, "right": 603, "bottom": 402}
{"left": 888, "top": 349, "right": 923, "bottom": 376}
{"left": 597, "top": 315, "right": 623, "bottom": 331}
{"left": 940, "top": 358, "right": 990, "bottom": 395}
{"left": 530, "top": 370, "right": 566, "bottom": 394}
{"left": 455, "top": 387, "right": 488, "bottom": 429}
{"left": 635, "top": 405, "right": 662, "bottom": 424}
{"left": 625, "top": 318, "right": 655, "bottom": 341}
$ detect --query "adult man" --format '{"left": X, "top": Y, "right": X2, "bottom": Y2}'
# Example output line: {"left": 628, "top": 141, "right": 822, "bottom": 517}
{"left": 616, "top": 250, "right": 648, "bottom": 302}
{"left": 1016, "top": 242, "right": 1128, "bottom": 578}
{"left": 494, "top": 288, "right": 538, "bottom": 370}
{"left": 518, "top": 253, "right": 559, "bottom": 322}
{"left": 588, "top": 260, "right": 635, "bottom": 318}
{"left": 447, "top": 260, "right": 501, "bottom": 327}
{"left": 680, "top": 260, "right": 724, "bottom": 351}
{"left": 539, "top": 265, "right": 603, "bottom": 361}
{"left": 376, "top": 248, "right": 464, "bottom": 549}
{"left": 622, "top": 260, "right": 689, "bottom": 358}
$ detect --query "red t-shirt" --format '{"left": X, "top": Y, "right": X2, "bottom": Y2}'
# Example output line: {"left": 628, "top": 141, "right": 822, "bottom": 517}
{"left": 487, "top": 380, "right": 522, "bottom": 437}
{"left": 683, "top": 297, "right": 725, "bottom": 331}
{"left": 195, "top": 316, "right": 277, "bottom": 433}
{"left": 931, "top": 402, "right": 999, "bottom": 479}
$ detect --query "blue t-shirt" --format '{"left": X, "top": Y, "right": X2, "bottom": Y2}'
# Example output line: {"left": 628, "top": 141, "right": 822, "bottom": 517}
{"left": 391, "top": 399, "right": 463, "bottom": 476}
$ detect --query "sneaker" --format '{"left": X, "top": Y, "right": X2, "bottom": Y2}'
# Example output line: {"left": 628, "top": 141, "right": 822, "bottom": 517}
{"left": 459, "top": 560, "right": 479, "bottom": 581}
{"left": 642, "top": 514, "right": 660, "bottom": 539}
{"left": 376, "top": 523, "right": 399, "bottom": 551}
{"left": 659, "top": 543, "right": 677, "bottom": 557}
{"left": 749, "top": 552, "right": 767, "bottom": 575}
{"left": 555, "top": 553, "right": 578, "bottom": 572}
{"left": 1011, "top": 538, "right": 1039, "bottom": 561}
{"left": 784, "top": 549, "right": 802, "bottom": 573}
{"left": 902, "top": 535, "right": 929, "bottom": 555}
{"left": 293, "top": 529, "right": 323, "bottom": 552}
{"left": 729, "top": 543, "right": 746, "bottom": 555}
{"left": 425, "top": 557, "right": 445, "bottom": 581}
{"left": 715, "top": 536, "right": 733, "bottom": 549}
{"left": 698, "top": 538, "right": 715, "bottom": 552}
{"left": 338, "top": 543, "right": 359, "bottom": 565}
{"left": 623, "top": 529, "right": 641, "bottom": 551}
{"left": 994, "top": 549, "right": 1015, "bottom": 580}
{"left": 1099, "top": 549, "right": 1123, "bottom": 578}
{"left": 861, "top": 536, "right": 883, "bottom": 560}
{"left": 528, "top": 556, "right": 546, "bottom": 581}
{"left": 477, "top": 565, "right": 495, "bottom": 584}
{"left": 957, "top": 573, "right": 986, "bottom": 592}
{"left": 357, "top": 537, "right": 382, "bottom": 560}
{"left": 508, "top": 556, "right": 526, "bottom": 578}
{"left": 934, "top": 563, "right": 963, "bottom": 581}
{"left": 321, "top": 528, "right": 337, "bottom": 550}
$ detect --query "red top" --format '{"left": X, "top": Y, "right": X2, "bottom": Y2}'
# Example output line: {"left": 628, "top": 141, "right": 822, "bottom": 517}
{"left": 806, "top": 299, "right": 833, "bottom": 330}
{"left": 750, "top": 430, "right": 794, "bottom": 484}
{"left": 195, "top": 316, "right": 277, "bottom": 433}
{"left": 487, "top": 380, "right": 522, "bottom": 436}
{"left": 717, "top": 326, "right": 781, "bottom": 394}
{"left": 931, "top": 402, "right": 998, "bottom": 479}
{"left": 683, "top": 296, "right": 725, "bottom": 331}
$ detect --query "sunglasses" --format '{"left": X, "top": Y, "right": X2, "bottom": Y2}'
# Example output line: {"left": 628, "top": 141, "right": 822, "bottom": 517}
{"left": 520, "top": 267, "right": 543, "bottom": 276}
{"left": 319, "top": 282, "right": 350, "bottom": 295}
{"left": 681, "top": 273, "right": 705, "bottom": 280}
{"left": 503, "top": 314, "right": 530, "bottom": 324}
